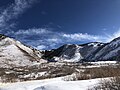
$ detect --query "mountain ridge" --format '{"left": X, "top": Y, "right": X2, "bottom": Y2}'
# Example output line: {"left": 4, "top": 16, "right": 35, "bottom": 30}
{"left": 0, "top": 34, "right": 120, "bottom": 66}
{"left": 0, "top": 34, "right": 46, "bottom": 68}
{"left": 42, "top": 36, "right": 120, "bottom": 62}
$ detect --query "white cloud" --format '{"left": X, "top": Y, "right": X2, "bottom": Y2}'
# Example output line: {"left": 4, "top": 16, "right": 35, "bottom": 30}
{"left": 8, "top": 27, "right": 120, "bottom": 50}
{"left": 36, "top": 45, "right": 47, "bottom": 50}
{"left": 12, "top": 28, "right": 51, "bottom": 35}
{"left": 62, "top": 33, "right": 101, "bottom": 41}
{"left": 0, "top": 0, "right": 37, "bottom": 31}
{"left": 47, "top": 38, "right": 61, "bottom": 43}
{"left": 6, "top": 28, "right": 107, "bottom": 50}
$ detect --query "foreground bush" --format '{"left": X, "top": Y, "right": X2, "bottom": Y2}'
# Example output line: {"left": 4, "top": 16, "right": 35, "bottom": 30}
{"left": 90, "top": 77, "right": 120, "bottom": 90}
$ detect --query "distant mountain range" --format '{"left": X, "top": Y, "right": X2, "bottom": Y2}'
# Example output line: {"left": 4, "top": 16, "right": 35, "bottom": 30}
{"left": 0, "top": 34, "right": 120, "bottom": 68}
{"left": 42, "top": 37, "right": 120, "bottom": 62}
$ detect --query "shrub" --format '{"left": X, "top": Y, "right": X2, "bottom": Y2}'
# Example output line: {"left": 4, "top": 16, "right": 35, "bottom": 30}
{"left": 90, "top": 77, "right": 120, "bottom": 90}
{"left": 72, "top": 66, "right": 120, "bottom": 80}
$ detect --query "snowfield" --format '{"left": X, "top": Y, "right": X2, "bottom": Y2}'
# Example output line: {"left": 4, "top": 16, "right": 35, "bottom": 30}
{"left": 0, "top": 77, "right": 100, "bottom": 90}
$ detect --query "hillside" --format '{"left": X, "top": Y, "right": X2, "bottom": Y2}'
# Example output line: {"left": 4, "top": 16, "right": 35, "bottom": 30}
{"left": 0, "top": 34, "right": 46, "bottom": 68}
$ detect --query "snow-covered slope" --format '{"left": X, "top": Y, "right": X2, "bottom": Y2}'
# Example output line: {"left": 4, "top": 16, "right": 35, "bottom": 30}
{"left": 52, "top": 44, "right": 83, "bottom": 62}
{"left": 0, "top": 77, "right": 99, "bottom": 90}
{"left": 0, "top": 34, "right": 46, "bottom": 68}
{"left": 42, "top": 42, "right": 105, "bottom": 62}
{"left": 43, "top": 37, "right": 120, "bottom": 62}
{"left": 92, "top": 37, "right": 120, "bottom": 60}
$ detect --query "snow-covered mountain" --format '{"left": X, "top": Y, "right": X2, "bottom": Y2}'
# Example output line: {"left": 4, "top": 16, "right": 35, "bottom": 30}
{"left": 91, "top": 37, "right": 120, "bottom": 61}
{"left": 0, "top": 34, "right": 46, "bottom": 68}
{"left": 0, "top": 34, "right": 120, "bottom": 64}
{"left": 42, "top": 42, "right": 104, "bottom": 62}
{"left": 42, "top": 37, "right": 120, "bottom": 62}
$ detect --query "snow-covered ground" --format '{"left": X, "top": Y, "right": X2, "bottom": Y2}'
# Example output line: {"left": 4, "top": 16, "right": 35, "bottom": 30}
{"left": 90, "top": 61, "right": 116, "bottom": 65}
{"left": 0, "top": 77, "right": 100, "bottom": 90}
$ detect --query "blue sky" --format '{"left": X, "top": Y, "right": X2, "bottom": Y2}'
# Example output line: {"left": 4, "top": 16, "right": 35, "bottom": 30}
{"left": 0, "top": 0, "right": 120, "bottom": 50}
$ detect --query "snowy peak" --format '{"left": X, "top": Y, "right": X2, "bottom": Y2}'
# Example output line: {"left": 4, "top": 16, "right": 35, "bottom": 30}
{"left": 79, "top": 42, "right": 104, "bottom": 47}
{"left": 87, "top": 42, "right": 104, "bottom": 47}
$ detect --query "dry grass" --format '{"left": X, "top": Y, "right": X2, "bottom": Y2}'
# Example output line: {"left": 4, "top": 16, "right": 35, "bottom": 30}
{"left": 0, "top": 63, "right": 76, "bottom": 83}
{"left": 0, "top": 62, "right": 120, "bottom": 83}
{"left": 74, "top": 65, "right": 120, "bottom": 80}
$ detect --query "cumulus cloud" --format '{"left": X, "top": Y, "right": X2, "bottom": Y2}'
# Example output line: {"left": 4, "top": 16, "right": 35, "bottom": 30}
{"left": 0, "top": 0, "right": 37, "bottom": 32}
{"left": 11, "top": 27, "right": 120, "bottom": 50}
{"left": 9, "top": 28, "right": 52, "bottom": 35}
{"left": 63, "top": 33, "right": 101, "bottom": 41}
{"left": 6, "top": 28, "right": 107, "bottom": 50}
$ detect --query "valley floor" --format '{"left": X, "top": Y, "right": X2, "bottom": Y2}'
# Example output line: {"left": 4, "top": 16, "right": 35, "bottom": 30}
{"left": 0, "top": 61, "right": 118, "bottom": 90}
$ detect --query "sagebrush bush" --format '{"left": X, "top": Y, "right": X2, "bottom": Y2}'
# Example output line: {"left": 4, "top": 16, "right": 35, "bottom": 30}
{"left": 73, "top": 66, "right": 120, "bottom": 80}
{"left": 90, "top": 77, "right": 120, "bottom": 90}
